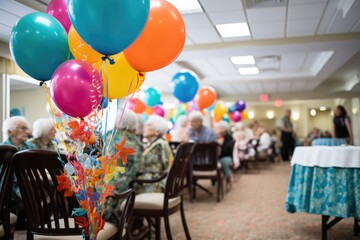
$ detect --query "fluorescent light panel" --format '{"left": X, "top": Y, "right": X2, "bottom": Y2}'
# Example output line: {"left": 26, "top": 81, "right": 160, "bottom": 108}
{"left": 216, "top": 22, "right": 250, "bottom": 38}
{"left": 230, "top": 56, "right": 255, "bottom": 65}
{"left": 167, "top": 0, "right": 203, "bottom": 14}
{"left": 238, "top": 67, "right": 259, "bottom": 75}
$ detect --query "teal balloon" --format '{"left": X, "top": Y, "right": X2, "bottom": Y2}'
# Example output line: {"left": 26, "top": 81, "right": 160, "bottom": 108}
{"left": 223, "top": 114, "right": 230, "bottom": 123}
{"left": 67, "top": 0, "right": 150, "bottom": 55}
{"left": 9, "top": 12, "right": 69, "bottom": 81}
{"left": 143, "top": 87, "right": 161, "bottom": 107}
{"left": 208, "top": 102, "right": 216, "bottom": 111}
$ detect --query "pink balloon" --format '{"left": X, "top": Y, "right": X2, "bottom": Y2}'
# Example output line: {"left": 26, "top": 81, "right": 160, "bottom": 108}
{"left": 46, "top": 0, "right": 71, "bottom": 32}
{"left": 232, "top": 111, "right": 242, "bottom": 122}
{"left": 51, "top": 60, "right": 103, "bottom": 118}
{"left": 153, "top": 105, "right": 165, "bottom": 117}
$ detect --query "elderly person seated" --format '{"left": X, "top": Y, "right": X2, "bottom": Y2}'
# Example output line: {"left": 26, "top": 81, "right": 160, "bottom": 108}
{"left": 255, "top": 125, "right": 272, "bottom": 158}
{"left": 171, "top": 115, "right": 190, "bottom": 142}
{"left": 214, "top": 121, "right": 235, "bottom": 183}
{"left": 2, "top": 116, "right": 34, "bottom": 150}
{"left": 136, "top": 115, "right": 173, "bottom": 194}
{"left": 104, "top": 109, "right": 143, "bottom": 226}
{"left": 28, "top": 118, "right": 57, "bottom": 150}
{"left": 189, "top": 111, "right": 217, "bottom": 143}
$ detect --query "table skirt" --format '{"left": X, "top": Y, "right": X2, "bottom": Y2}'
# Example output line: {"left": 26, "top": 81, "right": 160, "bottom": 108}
{"left": 286, "top": 164, "right": 360, "bottom": 219}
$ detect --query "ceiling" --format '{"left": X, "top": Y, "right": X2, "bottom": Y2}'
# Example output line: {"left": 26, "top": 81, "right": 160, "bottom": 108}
{"left": 1, "top": 0, "right": 360, "bottom": 104}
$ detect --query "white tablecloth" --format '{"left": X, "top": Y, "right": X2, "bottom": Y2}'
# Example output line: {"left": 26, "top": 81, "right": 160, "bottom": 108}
{"left": 291, "top": 146, "right": 360, "bottom": 168}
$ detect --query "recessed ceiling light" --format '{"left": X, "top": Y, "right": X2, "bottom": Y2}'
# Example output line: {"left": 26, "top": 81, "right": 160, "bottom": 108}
{"left": 230, "top": 56, "right": 255, "bottom": 65}
{"left": 167, "top": 0, "right": 203, "bottom": 14}
{"left": 238, "top": 67, "right": 259, "bottom": 75}
{"left": 216, "top": 22, "right": 250, "bottom": 38}
{"left": 319, "top": 106, "right": 327, "bottom": 111}
{"left": 310, "top": 109, "right": 317, "bottom": 116}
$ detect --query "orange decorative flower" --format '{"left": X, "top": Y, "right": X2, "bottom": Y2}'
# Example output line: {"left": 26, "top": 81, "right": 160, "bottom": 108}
{"left": 113, "top": 139, "right": 136, "bottom": 164}
{"left": 56, "top": 174, "right": 74, "bottom": 197}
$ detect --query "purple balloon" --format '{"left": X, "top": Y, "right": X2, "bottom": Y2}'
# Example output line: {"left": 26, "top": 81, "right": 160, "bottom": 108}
{"left": 235, "top": 100, "right": 246, "bottom": 112}
{"left": 189, "top": 99, "right": 200, "bottom": 111}
{"left": 232, "top": 111, "right": 242, "bottom": 122}
{"left": 46, "top": 0, "right": 71, "bottom": 32}
{"left": 153, "top": 105, "right": 165, "bottom": 117}
{"left": 51, "top": 60, "right": 103, "bottom": 118}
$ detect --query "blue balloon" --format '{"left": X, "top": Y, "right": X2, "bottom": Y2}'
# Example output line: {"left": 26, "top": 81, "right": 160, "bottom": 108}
{"left": 100, "top": 97, "right": 108, "bottom": 109}
{"left": 67, "top": 0, "right": 150, "bottom": 55}
{"left": 10, "top": 12, "right": 69, "bottom": 81}
{"left": 172, "top": 71, "right": 199, "bottom": 102}
{"left": 228, "top": 105, "right": 236, "bottom": 113}
{"left": 207, "top": 102, "right": 216, "bottom": 111}
{"left": 143, "top": 87, "right": 161, "bottom": 107}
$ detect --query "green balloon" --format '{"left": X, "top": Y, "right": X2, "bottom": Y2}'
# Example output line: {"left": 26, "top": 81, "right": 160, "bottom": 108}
{"left": 173, "top": 104, "right": 187, "bottom": 122}
{"left": 10, "top": 12, "right": 69, "bottom": 81}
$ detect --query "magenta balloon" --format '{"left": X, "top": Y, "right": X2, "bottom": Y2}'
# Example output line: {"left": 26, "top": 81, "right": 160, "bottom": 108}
{"left": 232, "top": 111, "right": 242, "bottom": 122}
{"left": 51, "top": 60, "right": 103, "bottom": 118}
{"left": 46, "top": 0, "right": 71, "bottom": 32}
{"left": 153, "top": 105, "right": 165, "bottom": 117}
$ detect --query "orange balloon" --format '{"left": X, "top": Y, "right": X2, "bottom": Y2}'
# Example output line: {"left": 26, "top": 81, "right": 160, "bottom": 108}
{"left": 145, "top": 107, "right": 154, "bottom": 115}
{"left": 195, "top": 86, "right": 217, "bottom": 110}
{"left": 128, "top": 98, "right": 146, "bottom": 114}
{"left": 68, "top": 26, "right": 103, "bottom": 63}
{"left": 124, "top": 1, "right": 186, "bottom": 72}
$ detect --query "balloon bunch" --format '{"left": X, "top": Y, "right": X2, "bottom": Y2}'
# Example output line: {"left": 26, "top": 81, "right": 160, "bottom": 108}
{"left": 9, "top": 0, "right": 186, "bottom": 239}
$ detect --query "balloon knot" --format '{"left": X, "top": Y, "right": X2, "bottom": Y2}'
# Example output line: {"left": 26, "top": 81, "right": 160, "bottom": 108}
{"left": 39, "top": 81, "right": 46, "bottom": 87}
{"left": 102, "top": 55, "right": 115, "bottom": 65}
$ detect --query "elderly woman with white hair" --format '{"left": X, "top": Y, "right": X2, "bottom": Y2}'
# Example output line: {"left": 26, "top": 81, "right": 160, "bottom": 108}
{"left": 136, "top": 115, "right": 173, "bottom": 193}
{"left": 214, "top": 121, "right": 235, "bottom": 183}
{"left": 171, "top": 115, "right": 190, "bottom": 142}
{"left": 2, "top": 116, "right": 34, "bottom": 150}
{"left": 28, "top": 118, "right": 57, "bottom": 150}
{"left": 104, "top": 109, "right": 143, "bottom": 226}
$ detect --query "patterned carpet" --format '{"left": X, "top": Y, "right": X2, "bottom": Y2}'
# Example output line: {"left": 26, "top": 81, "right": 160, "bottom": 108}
{"left": 14, "top": 162, "right": 357, "bottom": 240}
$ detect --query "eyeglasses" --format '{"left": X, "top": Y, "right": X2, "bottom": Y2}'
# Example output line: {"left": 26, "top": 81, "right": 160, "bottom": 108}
{"left": 17, "top": 126, "right": 29, "bottom": 131}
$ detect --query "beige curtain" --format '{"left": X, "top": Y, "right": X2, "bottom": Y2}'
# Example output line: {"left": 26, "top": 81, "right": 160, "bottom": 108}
{"left": 0, "top": 57, "right": 28, "bottom": 76}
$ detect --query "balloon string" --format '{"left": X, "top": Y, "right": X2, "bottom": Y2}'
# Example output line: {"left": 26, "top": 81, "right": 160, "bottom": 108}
{"left": 102, "top": 59, "right": 110, "bottom": 156}
{"left": 101, "top": 55, "right": 115, "bottom": 65}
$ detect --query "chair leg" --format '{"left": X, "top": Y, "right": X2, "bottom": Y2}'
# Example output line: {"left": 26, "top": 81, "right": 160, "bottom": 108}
{"left": 164, "top": 215, "right": 172, "bottom": 240}
{"left": 217, "top": 177, "right": 221, "bottom": 202}
{"left": 155, "top": 217, "right": 161, "bottom": 240}
{"left": 180, "top": 200, "right": 191, "bottom": 240}
{"left": 354, "top": 218, "right": 359, "bottom": 236}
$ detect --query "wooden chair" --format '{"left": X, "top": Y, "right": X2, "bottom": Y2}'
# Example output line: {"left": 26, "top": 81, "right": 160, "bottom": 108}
{"left": 168, "top": 141, "right": 181, "bottom": 156}
{"left": 12, "top": 149, "right": 135, "bottom": 240}
{"left": 0, "top": 145, "right": 17, "bottom": 240}
{"left": 129, "top": 142, "right": 195, "bottom": 240}
{"left": 189, "top": 142, "right": 224, "bottom": 202}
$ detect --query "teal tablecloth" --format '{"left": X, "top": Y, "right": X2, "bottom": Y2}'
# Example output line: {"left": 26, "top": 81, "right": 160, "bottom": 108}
{"left": 312, "top": 138, "right": 347, "bottom": 146}
{"left": 286, "top": 164, "right": 360, "bottom": 219}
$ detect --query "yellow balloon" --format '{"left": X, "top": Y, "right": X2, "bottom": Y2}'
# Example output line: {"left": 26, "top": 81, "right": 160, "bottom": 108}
{"left": 68, "top": 26, "right": 103, "bottom": 64}
{"left": 242, "top": 110, "right": 248, "bottom": 120}
{"left": 94, "top": 53, "right": 145, "bottom": 99}
{"left": 214, "top": 101, "right": 228, "bottom": 119}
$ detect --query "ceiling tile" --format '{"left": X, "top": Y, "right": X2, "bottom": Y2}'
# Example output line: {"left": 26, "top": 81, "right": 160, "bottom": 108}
{"left": 189, "top": 59, "right": 220, "bottom": 77}
{"left": 246, "top": 6, "right": 286, "bottom": 23}
{"left": 0, "top": 0, "right": 35, "bottom": 17}
{"left": 207, "top": 58, "right": 238, "bottom": 76}
{"left": 291, "top": 81, "right": 307, "bottom": 92}
{"left": 316, "top": 0, "right": 338, "bottom": 35}
{"left": 247, "top": 82, "right": 263, "bottom": 93}
{"left": 288, "top": 2, "right": 327, "bottom": 20}
{"left": 250, "top": 21, "right": 285, "bottom": 39}
{"left": 233, "top": 83, "right": 250, "bottom": 93}
{"left": 289, "top": 0, "right": 327, "bottom": 5}
{"left": 0, "top": 10, "right": 19, "bottom": 27}
{"left": 185, "top": 36, "right": 195, "bottom": 46}
{"left": 186, "top": 27, "right": 222, "bottom": 44}
{"left": 287, "top": 18, "right": 320, "bottom": 37}
{"left": 281, "top": 53, "right": 307, "bottom": 73}
{"left": 207, "top": 10, "right": 246, "bottom": 25}
{"left": 199, "top": 0, "right": 244, "bottom": 13}
{"left": 262, "top": 82, "right": 278, "bottom": 93}
{"left": 277, "top": 82, "right": 291, "bottom": 92}
{"left": 183, "top": 13, "right": 212, "bottom": 29}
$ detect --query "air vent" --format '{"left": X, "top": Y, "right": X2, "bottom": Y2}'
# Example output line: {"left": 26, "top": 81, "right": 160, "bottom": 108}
{"left": 244, "top": 0, "right": 287, "bottom": 9}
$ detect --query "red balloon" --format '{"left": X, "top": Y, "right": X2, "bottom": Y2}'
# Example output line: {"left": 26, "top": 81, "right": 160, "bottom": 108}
{"left": 128, "top": 98, "right": 146, "bottom": 114}
{"left": 46, "top": 0, "right": 71, "bottom": 32}
{"left": 124, "top": 0, "right": 186, "bottom": 72}
{"left": 195, "top": 87, "right": 217, "bottom": 110}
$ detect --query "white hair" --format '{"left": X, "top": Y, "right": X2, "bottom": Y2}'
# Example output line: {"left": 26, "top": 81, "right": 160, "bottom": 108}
{"left": 146, "top": 115, "right": 169, "bottom": 137}
{"left": 214, "top": 121, "right": 230, "bottom": 133}
{"left": 235, "top": 122, "right": 245, "bottom": 131}
{"left": 175, "top": 115, "right": 188, "bottom": 128}
{"left": 116, "top": 109, "right": 137, "bottom": 131}
{"left": 2, "top": 116, "right": 29, "bottom": 140}
{"left": 32, "top": 118, "right": 54, "bottom": 138}
{"left": 188, "top": 111, "right": 203, "bottom": 121}
{"left": 135, "top": 114, "right": 145, "bottom": 134}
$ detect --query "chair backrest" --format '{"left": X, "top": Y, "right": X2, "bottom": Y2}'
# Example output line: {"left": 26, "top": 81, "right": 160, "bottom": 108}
{"left": 191, "top": 142, "right": 219, "bottom": 171}
{"left": 165, "top": 143, "right": 196, "bottom": 201}
{"left": 108, "top": 189, "right": 135, "bottom": 239}
{"left": 169, "top": 141, "right": 181, "bottom": 156}
{"left": 12, "top": 149, "right": 83, "bottom": 236}
{"left": 0, "top": 145, "right": 17, "bottom": 238}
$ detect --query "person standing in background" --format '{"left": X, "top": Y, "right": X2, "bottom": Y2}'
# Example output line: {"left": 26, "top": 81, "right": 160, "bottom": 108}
{"left": 277, "top": 109, "right": 294, "bottom": 161}
{"left": 332, "top": 105, "right": 354, "bottom": 145}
